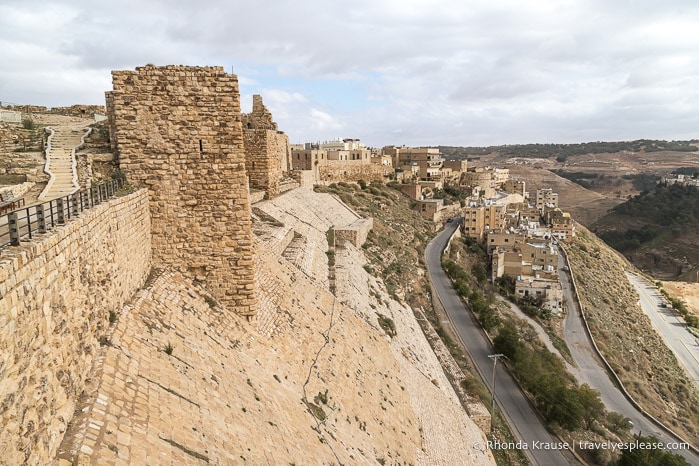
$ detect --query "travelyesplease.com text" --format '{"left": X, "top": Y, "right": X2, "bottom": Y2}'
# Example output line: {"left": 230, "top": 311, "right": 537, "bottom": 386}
{"left": 472, "top": 439, "right": 689, "bottom": 452}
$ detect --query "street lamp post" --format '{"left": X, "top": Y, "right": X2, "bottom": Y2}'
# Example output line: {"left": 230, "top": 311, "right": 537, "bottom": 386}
{"left": 488, "top": 353, "right": 505, "bottom": 432}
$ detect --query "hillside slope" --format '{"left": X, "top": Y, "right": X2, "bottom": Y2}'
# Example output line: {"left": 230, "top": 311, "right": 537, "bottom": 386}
{"left": 507, "top": 166, "right": 623, "bottom": 225}
{"left": 565, "top": 225, "right": 699, "bottom": 444}
{"left": 593, "top": 184, "right": 699, "bottom": 281}
{"left": 57, "top": 187, "right": 494, "bottom": 465}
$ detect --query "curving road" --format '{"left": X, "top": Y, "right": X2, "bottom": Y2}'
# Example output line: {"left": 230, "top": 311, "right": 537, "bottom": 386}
{"left": 558, "top": 250, "right": 699, "bottom": 464}
{"left": 426, "top": 222, "right": 573, "bottom": 466}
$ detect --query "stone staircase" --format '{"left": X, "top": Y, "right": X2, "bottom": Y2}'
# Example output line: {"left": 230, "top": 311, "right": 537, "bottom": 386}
{"left": 38, "top": 124, "right": 91, "bottom": 200}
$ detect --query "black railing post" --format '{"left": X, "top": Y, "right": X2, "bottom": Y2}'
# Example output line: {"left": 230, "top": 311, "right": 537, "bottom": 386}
{"left": 8, "top": 212, "right": 19, "bottom": 246}
{"left": 36, "top": 204, "right": 46, "bottom": 233}
{"left": 49, "top": 200, "right": 55, "bottom": 228}
{"left": 25, "top": 207, "right": 32, "bottom": 239}
{"left": 56, "top": 198, "right": 65, "bottom": 224}
{"left": 71, "top": 193, "right": 79, "bottom": 217}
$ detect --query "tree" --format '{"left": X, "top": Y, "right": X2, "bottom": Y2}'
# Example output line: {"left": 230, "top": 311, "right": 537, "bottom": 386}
{"left": 494, "top": 323, "right": 521, "bottom": 361}
{"left": 472, "top": 262, "right": 487, "bottom": 284}
{"left": 576, "top": 384, "right": 605, "bottom": 429}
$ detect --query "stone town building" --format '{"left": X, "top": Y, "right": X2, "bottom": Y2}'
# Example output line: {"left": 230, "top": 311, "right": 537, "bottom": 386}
{"left": 492, "top": 248, "right": 534, "bottom": 281}
{"left": 417, "top": 199, "right": 444, "bottom": 221}
{"left": 502, "top": 180, "right": 526, "bottom": 197}
{"left": 460, "top": 167, "right": 510, "bottom": 191}
{"left": 442, "top": 159, "right": 468, "bottom": 173}
{"left": 441, "top": 159, "right": 468, "bottom": 183}
{"left": 107, "top": 65, "right": 257, "bottom": 317}
{"left": 292, "top": 149, "right": 326, "bottom": 170}
{"left": 462, "top": 203, "right": 507, "bottom": 243}
{"left": 544, "top": 208, "right": 576, "bottom": 243}
{"left": 507, "top": 202, "right": 541, "bottom": 227}
{"left": 291, "top": 138, "right": 386, "bottom": 184}
{"left": 242, "top": 95, "right": 292, "bottom": 198}
{"left": 515, "top": 278, "right": 564, "bottom": 315}
{"left": 487, "top": 231, "right": 528, "bottom": 254}
{"left": 386, "top": 146, "right": 444, "bottom": 180}
{"left": 535, "top": 188, "right": 558, "bottom": 212}
{"left": 400, "top": 183, "right": 422, "bottom": 200}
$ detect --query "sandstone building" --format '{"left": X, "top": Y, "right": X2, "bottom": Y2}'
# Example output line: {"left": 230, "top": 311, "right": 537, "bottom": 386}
{"left": 535, "top": 187, "right": 559, "bottom": 212}
{"left": 291, "top": 138, "right": 387, "bottom": 183}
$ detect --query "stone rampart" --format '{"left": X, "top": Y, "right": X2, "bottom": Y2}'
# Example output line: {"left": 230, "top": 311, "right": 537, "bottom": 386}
{"left": 242, "top": 95, "right": 291, "bottom": 198}
{"left": 1, "top": 105, "right": 105, "bottom": 118}
{"left": 319, "top": 162, "right": 388, "bottom": 183}
{"left": 108, "top": 65, "right": 257, "bottom": 317}
{"left": 0, "top": 189, "right": 151, "bottom": 465}
{"left": 243, "top": 128, "right": 288, "bottom": 198}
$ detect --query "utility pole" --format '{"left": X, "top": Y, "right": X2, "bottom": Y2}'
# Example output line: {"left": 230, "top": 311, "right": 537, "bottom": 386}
{"left": 488, "top": 353, "right": 505, "bottom": 432}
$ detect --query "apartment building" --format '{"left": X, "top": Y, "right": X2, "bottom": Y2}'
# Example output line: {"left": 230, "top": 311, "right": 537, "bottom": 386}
{"left": 535, "top": 188, "right": 558, "bottom": 212}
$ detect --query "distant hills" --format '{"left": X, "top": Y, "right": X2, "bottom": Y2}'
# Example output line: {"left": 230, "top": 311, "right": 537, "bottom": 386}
{"left": 440, "top": 139, "right": 698, "bottom": 162}
{"left": 593, "top": 183, "right": 699, "bottom": 281}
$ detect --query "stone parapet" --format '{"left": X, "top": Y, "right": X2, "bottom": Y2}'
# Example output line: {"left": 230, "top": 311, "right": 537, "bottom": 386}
{"left": 0, "top": 189, "right": 151, "bottom": 465}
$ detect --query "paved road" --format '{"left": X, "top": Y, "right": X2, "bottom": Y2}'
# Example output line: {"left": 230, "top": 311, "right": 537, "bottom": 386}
{"left": 626, "top": 272, "right": 699, "bottom": 385}
{"left": 426, "top": 223, "right": 571, "bottom": 466}
{"left": 558, "top": 251, "right": 699, "bottom": 464}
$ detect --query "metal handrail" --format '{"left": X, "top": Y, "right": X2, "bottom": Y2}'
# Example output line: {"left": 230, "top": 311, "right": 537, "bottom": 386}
{"left": 0, "top": 178, "right": 126, "bottom": 250}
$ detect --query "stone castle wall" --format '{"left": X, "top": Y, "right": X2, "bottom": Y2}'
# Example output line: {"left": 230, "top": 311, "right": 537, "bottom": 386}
{"left": 318, "top": 162, "right": 388, "bottom": 183}
{"left": 243, "top": 129, "right": 289, "bottom": 198}
{"left": 242, "top": 95, "right": 291, "bottom": 198}
{"left": 108, "top": 65, "right": 257, "bottom": 317}
{"left": 0, "top": 189, "right": 151, "bottom": 465}
{"left": 2, "top": 104, "right": 106, "bottom": 118}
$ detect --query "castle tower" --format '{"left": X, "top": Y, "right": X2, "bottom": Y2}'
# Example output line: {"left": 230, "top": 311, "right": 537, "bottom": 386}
{"left": 107, "top": 65, "right": 257, "bottom": 317}
{"left": 242, "top": 95, "right": 291, "bottom": 198}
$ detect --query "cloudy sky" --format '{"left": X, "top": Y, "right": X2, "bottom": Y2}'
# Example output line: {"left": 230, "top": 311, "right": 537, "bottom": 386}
{"left": 2, "top": 0, "right": 699, "bottom": 147}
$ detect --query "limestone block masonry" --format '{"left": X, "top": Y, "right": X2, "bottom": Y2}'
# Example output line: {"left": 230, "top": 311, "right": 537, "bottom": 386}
{"left": 242, "top": 95, "right": 291, "bottom": 198}
{"left": 107, "top": 65, "right": 257, "bottom": 317}
{"left": 0, "top": 189, "right": 151, "bottom": 466}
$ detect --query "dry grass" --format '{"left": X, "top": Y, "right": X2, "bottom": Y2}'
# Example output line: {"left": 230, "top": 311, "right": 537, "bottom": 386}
{"left": 567, "top": 225, "right": 699, "bottom": 444}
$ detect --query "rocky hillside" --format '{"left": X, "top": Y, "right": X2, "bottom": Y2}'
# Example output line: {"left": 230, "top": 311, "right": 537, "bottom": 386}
{"left": 566, "top": 225, "right": 699, "bottom": 444}
{"left": 593, "top": 183, "right": 699, "bottom": 281}
{"left": 56, "top": 187, "right": 494, "bottom": 465}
